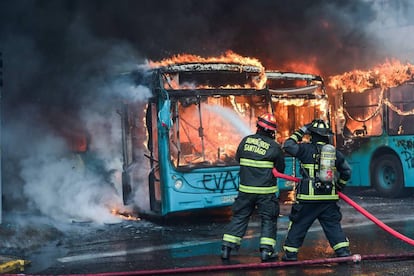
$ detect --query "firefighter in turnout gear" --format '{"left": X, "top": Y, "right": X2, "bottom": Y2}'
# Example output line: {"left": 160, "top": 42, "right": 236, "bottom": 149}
{"left": 281, "top": 119, "right": 352, "bottom": 261}
{"left": 221, "top": 113, "right": 285, "bottom": 262}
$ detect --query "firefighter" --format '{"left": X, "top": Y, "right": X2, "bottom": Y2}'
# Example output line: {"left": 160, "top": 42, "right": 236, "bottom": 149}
{"left": 281, "top": 119, "right": 352, "bottom": 261}
{"left": 221, "top": 113, "right": 285, "bottom": 262}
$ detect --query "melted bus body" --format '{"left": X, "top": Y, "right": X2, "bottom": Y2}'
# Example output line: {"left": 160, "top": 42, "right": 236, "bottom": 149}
{"left": 120, "top": 64, "right": 329, "bottom": 216}
{"left": 266, "top": 71, "right": 330, "bottom": 184}
{"left": 334, "top": 81, "right": 414, "bottom": 197}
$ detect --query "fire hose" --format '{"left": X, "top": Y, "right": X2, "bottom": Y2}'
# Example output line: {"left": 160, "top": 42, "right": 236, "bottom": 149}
{"left": 64, "top": 252, "right": 414, "bottom": 275}
{"left": 272, "top": 168, "right": 414, "bottom": 246}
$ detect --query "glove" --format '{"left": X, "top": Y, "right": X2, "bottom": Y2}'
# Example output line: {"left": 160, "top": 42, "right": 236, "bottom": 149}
{"left": 336, "top": 184, "right": 345, "bottom": 192}
{"left": 335, "top": 180, "right": 346, "bottom": 192}
{"left": 299, "top": 122, "right": 313, "bottom": 134}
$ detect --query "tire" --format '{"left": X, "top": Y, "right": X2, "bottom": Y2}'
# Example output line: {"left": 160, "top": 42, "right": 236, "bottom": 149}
{"left": 371, "top": 154, "right": 405, "bottom": 198}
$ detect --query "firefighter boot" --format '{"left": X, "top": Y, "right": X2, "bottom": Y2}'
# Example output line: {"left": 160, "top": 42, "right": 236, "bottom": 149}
{"left": 282, "top": 251, "right": 298, "bottom": 261}
{"left": 221, "top": 245, "right": 232, "bottom": 260}
{"left": 260, "top": 248, "right": 278, "bottom": 262}
{"left": 335, "top": 247, "right": 351, "bottom": 257}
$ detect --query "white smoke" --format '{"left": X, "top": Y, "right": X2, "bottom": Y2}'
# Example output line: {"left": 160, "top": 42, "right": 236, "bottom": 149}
{"left": 2, "top": 16, "right": 154, "bottom": 224}
{"left": 16, "top": 82, "right": 152, "bottom": 224}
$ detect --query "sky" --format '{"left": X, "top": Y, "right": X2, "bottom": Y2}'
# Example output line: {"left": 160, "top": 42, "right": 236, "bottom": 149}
{"left": 1, "top": 0, "right": 414, "bottom": 223}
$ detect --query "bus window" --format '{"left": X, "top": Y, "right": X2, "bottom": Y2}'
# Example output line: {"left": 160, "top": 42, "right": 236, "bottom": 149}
{"left": 342, "top": 87, "right": 383, "bottom": 137}
{"left": 387, "top": 83, "right": 414, "bottom": 135}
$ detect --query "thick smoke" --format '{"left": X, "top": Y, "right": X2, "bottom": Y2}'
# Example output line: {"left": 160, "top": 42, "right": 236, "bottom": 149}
{"left": 1, "top": 0, "right": 413, "bottom": 223}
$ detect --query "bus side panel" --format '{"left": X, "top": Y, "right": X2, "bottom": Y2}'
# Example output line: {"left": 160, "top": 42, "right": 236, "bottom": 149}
{"left": 340, "top": 140, "right": 374, "bottom": 187}
{"left": 160, "top": 156, "right": 296, "bottom": 215}
{"left": 345, "top": 159, "right": 365, "bottom": 187}
{"left": 390, "top": 137, "right": 414, "bottom": 188}
{"left": 343, "top": 136, "right": 414, "bottom": 188}
{"left": 161, "top": 167, "right": 240, "bottom": 215}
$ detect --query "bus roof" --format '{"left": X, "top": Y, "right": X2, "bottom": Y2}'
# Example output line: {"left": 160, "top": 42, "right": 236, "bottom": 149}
{"left": 158, "top": 63, "right": 263, "bottom": 73}
{"left": 266, "top": 71, "right": 326, "bottom": 98}
{"left": 265, "top": 71, "right": 324, "bottom": 83}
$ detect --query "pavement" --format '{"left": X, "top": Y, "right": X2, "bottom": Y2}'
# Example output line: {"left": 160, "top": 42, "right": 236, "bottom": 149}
{"left": 2, "top": 188, "right": 414, "bottom": 274}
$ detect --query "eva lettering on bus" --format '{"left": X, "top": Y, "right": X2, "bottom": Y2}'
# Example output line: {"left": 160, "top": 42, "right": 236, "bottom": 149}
{"left": 202, "top": 171, "right": 239, "bottom": 192}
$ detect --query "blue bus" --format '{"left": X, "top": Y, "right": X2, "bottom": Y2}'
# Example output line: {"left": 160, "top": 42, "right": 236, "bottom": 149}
{"left": 333, "top": 80, "right": 414, "bottom": 197}
{"left": 120, "top": 58, "right": 329, "bottom": 217}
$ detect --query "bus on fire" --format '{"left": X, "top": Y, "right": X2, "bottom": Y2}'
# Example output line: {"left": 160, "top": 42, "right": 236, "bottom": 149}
{"left": 120, "top": 53, "right": 329, "bottom": 217}
{"left": 330, "top": 61, "right": 414, "bottom": 198}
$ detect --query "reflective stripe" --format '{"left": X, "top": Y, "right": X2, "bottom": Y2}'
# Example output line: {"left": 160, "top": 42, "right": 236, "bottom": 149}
{"left": 338, "top": 178, "right": 347, "bottom": 185}
{"left": 283, "top": 245, "right": 299, "bottom": 253}
{"left": 260, "top": 237, "right": 276, "bottom": 247}
{"left": 223, "top": 234, "right": 242, "bottom": 245}
{"left": 239, "top": 158, "right": 273, "bottom": 168}
{"left": 333, "top": 240, "right": 350, "bottom": 250}
{"left": 302, "top": 163, "right": 318, "bottom": 171}
{"left": 290, "top": 131, "right": 303, "bottom": 142}
{"left": 239, "top": 184, "right": 278, "bottom": 194}
{"left": 299, "top": 163, "right": 338, "bottom": 200}
{"left": 296, "top": 194, "right": 339, "bottom": 200}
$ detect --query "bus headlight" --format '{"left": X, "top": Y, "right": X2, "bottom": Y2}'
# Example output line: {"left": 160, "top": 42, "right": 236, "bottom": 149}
{"left": 174, "top": 179, "right": 183, "bottom": 189}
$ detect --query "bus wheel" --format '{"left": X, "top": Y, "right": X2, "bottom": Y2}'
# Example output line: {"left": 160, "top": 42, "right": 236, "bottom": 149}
{"left": 372, "top": 154, "right": 405, "bottom": 198}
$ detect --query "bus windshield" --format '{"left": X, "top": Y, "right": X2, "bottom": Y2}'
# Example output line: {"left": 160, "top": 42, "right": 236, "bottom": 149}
{"left": 169, "top": 93, "right": 268, "bottom": 168}
{"left": 159, "top": 63, "right": 268, "bottom": 169}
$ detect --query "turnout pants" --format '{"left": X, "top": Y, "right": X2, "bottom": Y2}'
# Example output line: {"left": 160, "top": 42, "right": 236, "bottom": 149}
{"left": 283, "top": 202, "right": 349, "bottom": 253}
{"left": 222, "top": 192, "right": 279, "bottom": 250}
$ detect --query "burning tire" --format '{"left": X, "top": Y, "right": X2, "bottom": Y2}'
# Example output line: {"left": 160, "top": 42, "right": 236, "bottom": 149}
{"left": 371, "top": 154, "right": 406, "bottom": 198}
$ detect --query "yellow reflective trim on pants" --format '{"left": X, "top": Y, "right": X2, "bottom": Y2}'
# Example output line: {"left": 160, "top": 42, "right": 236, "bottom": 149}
{"left": 260, "top": 237, "right": 276, "bottom": 247}
{"left": 296, "top": 194, "right": 339, "bottom": 200}
{"left": 239, "top": 184, "right": 278, "bottom": 194}
{"left": 283, "top": 246, "right": 299, "bottom": 253}
{"left": 333, "top": 240, "right": 350, "bottom": 251}
{"left": 223, "top": 234, "right": 242, "bottom": 245}
{"left": 239, "top": 158, "right": 273, "bottom": 168}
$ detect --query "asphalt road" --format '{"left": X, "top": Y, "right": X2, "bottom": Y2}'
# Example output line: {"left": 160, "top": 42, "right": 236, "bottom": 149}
{"left": 3, "top": 187, "right": 414, "bottom": 275}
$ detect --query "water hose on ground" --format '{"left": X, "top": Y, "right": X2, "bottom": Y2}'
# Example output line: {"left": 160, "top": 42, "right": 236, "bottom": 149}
{"left": 56, "top": 253, "right": 414, "bottom": 275}
{"left": 272, "top": 168, "right": 414, "bottom": 246}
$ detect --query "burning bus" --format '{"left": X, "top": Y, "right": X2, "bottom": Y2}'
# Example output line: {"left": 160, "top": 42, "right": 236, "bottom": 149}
{"left": 119, "top": 52, "right": 330, "bottom": 217}
{"left": 330, "top": 60, "right": 414, "bottom": 198}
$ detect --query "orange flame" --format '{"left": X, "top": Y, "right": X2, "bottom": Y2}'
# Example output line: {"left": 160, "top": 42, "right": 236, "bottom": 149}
{"left": 149, "top": 50, "right": 266, "bottom": 90}
{"left": 328, "top": 59, "right": 414, "bottom": 92}
{"left": 111, "top": 209, "right": 141, "bottom": 221}
{"left": 148, "top": 50, "right": 264, "bottom": 69}
{"left": 282, "top": 59, "right": 322, "bottom": 76}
